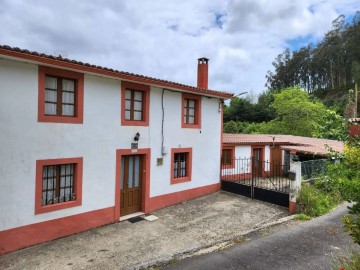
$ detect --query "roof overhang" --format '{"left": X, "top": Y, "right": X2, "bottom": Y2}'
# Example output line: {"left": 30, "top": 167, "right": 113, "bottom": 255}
{"left": 0, "top": 45, "right": 234, "bottom": 100}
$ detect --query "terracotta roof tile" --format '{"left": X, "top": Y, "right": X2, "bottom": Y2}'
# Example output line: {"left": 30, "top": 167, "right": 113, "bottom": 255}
{"left": 0, "top": 45, "right": 233, "bottom": 99}
{"left": 223, "top": 133, "right": 344, "bottom": 156}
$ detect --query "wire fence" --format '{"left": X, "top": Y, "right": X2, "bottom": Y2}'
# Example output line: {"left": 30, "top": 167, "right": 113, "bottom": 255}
{"left": 301, "top": 159, "right": 328, "bottom": 181}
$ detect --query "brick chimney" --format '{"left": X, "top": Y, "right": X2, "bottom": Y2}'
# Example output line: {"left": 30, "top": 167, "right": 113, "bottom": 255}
{"left": 197, "top": 57, "right": 209, "bottom": 89}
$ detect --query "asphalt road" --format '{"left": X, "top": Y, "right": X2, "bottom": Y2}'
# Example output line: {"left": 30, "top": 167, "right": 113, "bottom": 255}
{"left": 164, "top": 203, "right": 359, "bottom": 270}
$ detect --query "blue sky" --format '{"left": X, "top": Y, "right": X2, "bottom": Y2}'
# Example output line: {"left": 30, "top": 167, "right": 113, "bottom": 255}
{"left": 0, "top": 0, "right": 359, "bottom": 97}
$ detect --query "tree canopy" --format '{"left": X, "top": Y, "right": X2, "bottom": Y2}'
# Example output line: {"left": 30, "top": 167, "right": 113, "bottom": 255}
{"left": 266, "top": 12, "right": 360, "bottom": 108}
{"left": 224, "top": 91, "right": 275, "bottom": 123}
{"left": 258, "top": 86, "right": 327, "bottom": 137}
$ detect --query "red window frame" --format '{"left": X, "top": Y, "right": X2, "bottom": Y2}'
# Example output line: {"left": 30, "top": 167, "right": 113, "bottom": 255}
{"left": 181, "top": 93, "right": 201, "bottom": 129}
{"left": 170, "top": 148, "right": 192, "bottom": 184}
{"left": 38, "top": 66, "right": 84, "bottom": 124}
{"left": 121, "top": 81, "right": 150, "bottom": 126}
{"left": 221, "top": 146, "right": 235, "bottom": 168}
{"left": 35, "top": 157, "right": 83, "bottom": 214}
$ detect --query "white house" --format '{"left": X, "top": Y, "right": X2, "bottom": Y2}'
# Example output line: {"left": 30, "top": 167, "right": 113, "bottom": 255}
{"left": 0, "top": 45, "right": 233, "bottom": 254}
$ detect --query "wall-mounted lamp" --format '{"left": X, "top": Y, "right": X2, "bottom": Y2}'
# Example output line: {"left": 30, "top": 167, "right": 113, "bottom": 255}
{"left": 134, "top": 132, "right": 140, "bottom": 142}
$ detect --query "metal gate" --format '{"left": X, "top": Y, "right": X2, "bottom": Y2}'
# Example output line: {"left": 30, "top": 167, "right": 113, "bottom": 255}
{"left": 221, "top": 157, "right": 291, "bottom": 207}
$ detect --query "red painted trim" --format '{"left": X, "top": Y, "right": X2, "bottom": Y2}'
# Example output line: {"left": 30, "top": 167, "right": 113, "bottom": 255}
{"left": 289, "top": 201, "right": 296, "bottom": 214}
{"left": 114, "top": 148, "right": 151, "bottom": 220}
{"left": 0, "top": 48, "right": 233, "bottom": 99}
{"left": 121, "top": 81, "right": 150, "bottom": 126}
{"left": 181, "top": 93, "right": 202, "bottom": 129}
{"left": 38, "top": 66, "right": 84, "bottom": 124}
{"left": 149, "top": 183, "right": 220, "bottom": 212}
{"left": 35, "top": 157, "right": 83, "bottom": 214}
{"left": 170, "top": 148, "right": 193, "bottom": 184}
{"left": 0, "top": 206, "right": 114, "bottom": 255}
{"left": 222, "top": 146, "right": 235, "bottom": 169}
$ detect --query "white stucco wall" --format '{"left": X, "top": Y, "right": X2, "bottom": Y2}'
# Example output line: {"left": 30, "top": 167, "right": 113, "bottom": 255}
{"left": 0, "top": 58, "right": 222, "bottom": 230}
{"left": 221, "top": 145, "right": 272, "bottom": 176}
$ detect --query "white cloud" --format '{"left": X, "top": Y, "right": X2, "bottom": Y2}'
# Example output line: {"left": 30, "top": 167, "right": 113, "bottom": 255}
{"left": 0, "top": 0, "right": 358, "bottom": 95}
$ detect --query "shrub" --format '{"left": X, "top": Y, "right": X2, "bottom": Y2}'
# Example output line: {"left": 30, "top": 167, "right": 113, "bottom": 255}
{"left": 297, "top": 183, "right": 341, "bottom": 217}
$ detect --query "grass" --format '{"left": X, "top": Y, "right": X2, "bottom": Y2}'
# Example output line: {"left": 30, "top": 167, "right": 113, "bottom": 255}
{"left": 297, "top": 213, "right": 312, "bottom": 221}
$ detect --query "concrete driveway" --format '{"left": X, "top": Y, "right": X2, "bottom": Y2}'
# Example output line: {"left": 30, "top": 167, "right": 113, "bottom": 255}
{"left": 0, "top": 191, "right": 289, "bottom": 270}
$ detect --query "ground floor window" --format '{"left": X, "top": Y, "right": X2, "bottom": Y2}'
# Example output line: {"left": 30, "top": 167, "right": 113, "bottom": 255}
{"left": 171, "top": 148, "right": 192, "bottom": 184}
{"left": 42, "top": 164, "right": 75, "bottom": 206}
{"left": 35, "top": 157, "right": 83, "bottom": 214}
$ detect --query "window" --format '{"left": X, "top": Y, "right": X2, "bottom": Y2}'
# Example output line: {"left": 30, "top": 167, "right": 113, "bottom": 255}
{"left": 221, "top": 147, "right": 235, "bottom": 168}
{"left": 125, "top": 90, "right": 143, "bottom": 121}
{"left": 182, "top": 94, "right": 201, "bottom": 128}
{"left": 42, "top": 164, "right": 75, "bottom": 206}
{"left": 121, "top": 81, "right": 150, "bottom": 126}
{"left": 35, "top": 157, "right": 83, "bottom": 214}
{"left": 174, "top": 153, "right": 188, "bottom": 178}
{"left": 45, "top": 76, "right": 76, "bottom": 116}
{"left": 170, "top": 148, "right": 192, "bottom": 184}
{"left": 38, "top": 66, "right": 84, "bottom": 124}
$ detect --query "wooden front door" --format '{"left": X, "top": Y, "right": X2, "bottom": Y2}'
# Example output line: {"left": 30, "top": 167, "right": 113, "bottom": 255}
{"left": 270, "top": 146, "right": 282, "bottom": 176}
{"left": 252, "top": 148, "right": 263, "bottom": 177}
{"left": 120, "top": 155, "right": 143, "bottom": 216}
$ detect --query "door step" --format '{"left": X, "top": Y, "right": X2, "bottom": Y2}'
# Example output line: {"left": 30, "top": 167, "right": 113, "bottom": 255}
{"left": 120, "top": 212, "right": 144, "bottom": 221}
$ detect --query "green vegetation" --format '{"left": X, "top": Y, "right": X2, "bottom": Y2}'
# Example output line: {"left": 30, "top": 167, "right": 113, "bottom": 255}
{"left": 224, "top": 91, "right": 275, "bottom": 124}
{"left": 259, "top": 87, "right": 328, "bottom": 137}
{"left": 336, "top": 252, "right": 360, "bottom": 270}
{"left": 223, "top": 12, "right": 360, "bottom": 139}
{"left": 297, "top": 183, "right": 341, "bottom": 217}
{"left": 224, "top": 86, "right": 348, "bottom": 140}
{"left": 266, "top": 13, "right": 360, "bottom": 107}
{"left": 297, "top": 142, "right": 360, "bottom": 247}
{"left": 296, "top": 213, "right": 312, "bottom": 221}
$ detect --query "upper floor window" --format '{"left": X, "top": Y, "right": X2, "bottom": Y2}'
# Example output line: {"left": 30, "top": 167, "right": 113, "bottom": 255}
{"left": 182, "top": 94, "right": 201, "bottom": 128}
{"left": 38, "top": 66, "right": 84, "bottom": 124}
{"left": 125, "top": 89, "right": 143, "bottom": 121}
{"left": 121, "top": 81, "right": 150, "bottom": 126}
{"left": 45, "top": 76, "right": 76, "bottom": 116}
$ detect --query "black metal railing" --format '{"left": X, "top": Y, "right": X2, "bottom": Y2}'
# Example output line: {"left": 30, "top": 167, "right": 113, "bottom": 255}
{"left": 221, "top": 157, "right": 291, "bottom": 193}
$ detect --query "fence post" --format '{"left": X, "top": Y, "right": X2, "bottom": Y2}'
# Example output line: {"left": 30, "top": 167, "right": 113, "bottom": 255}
{"left": 289, "top": 160, "right": 302, "bottom": 214}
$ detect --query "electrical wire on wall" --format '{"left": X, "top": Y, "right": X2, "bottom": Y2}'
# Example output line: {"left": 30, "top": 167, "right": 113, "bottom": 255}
{"left": 161, "top": 88, "right": 217, "bottom": 156}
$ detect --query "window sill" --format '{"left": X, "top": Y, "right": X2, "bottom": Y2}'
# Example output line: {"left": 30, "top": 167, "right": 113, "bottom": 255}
{"left": 38, "top": 115, "right": 83, "bottom": 124}
{"left": 121, "top": 119, "right": 149, "bottom": 126}
{"left": 182, "top": 123, "right": 201, "bottom": 129}
{"left": 35, "top": 200, "right": 81, "bottom": 215}
{"left": 170, "top": 177, "right": 191, "bottom": 185}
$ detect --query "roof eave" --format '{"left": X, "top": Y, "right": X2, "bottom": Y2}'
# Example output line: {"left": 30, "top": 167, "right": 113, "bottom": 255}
{"left": 0, "top": 45, "right": 234, "bottom": 99}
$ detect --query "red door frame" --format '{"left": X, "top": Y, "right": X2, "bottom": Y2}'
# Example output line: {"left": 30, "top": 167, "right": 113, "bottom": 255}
{"left": 115, "top": 148, "right": 151, "bottom": 220}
